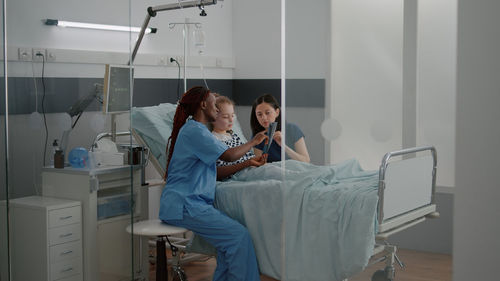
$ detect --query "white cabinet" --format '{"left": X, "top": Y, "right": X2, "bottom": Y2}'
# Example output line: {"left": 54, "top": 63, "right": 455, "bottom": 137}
{"left": 4, "top": 196, "right": 82, "bottom": 281}
{"left": 42, "top": 166, "right": 148, "bottom": 281}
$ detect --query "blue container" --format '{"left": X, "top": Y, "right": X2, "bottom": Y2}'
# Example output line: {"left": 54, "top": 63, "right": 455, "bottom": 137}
{"left": 68, "top": 147, "right": 89, "bottom": 168}
{"left": 97, "top": 194, "right": 135, "bottom": 220}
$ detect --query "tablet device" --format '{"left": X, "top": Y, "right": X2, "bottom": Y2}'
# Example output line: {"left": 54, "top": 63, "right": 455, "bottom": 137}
{"left": 262, "top": 122, "right": 278, "bottom": 154}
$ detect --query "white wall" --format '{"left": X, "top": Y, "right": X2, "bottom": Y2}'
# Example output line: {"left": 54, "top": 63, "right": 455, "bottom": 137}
{"left": 416, "top": 0, "right": 456, "bottom": 187}
{"left": 454, "top": 1, "right": 500, "bottom": 280}
{"left": 3, "top": 0, "right": 233, "bottom": 198}
{"left": 328, "top": 0, "right": 456, "bottom": 188}
{"left": 329, "top": 0, "right": 403, "bottom": 170}
{"left": 232, "top": 0, "right": 280, "bottom": 79}
{"left": 326, "top": 0, "right": 456, "bottom": 254}
{"left": 4, "top": 0, "right": 332, "bottom": 200}
{"left": 232, "top": 0, "right": 330, "bottom": 80}
{"left": 231, "top": 0, "right": 329, "bottom": 165}
{"left": 285, "top": 0, "right": 330, "bottom": 80}
{"left": 7, "top": 0, "right": 233, "bottom": 79}
{"left": 7, "top": 0, "right": 232, "bottom": 55}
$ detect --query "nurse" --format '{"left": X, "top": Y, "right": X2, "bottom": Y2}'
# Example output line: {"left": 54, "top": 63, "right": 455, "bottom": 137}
{"left": 250, "top": 94, "right": 310, "bottom": 163}
{"left": 159, "top": 86, "right": 267, "bottom": 281}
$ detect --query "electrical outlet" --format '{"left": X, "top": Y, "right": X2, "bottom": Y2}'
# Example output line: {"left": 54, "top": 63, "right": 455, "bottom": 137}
{"left": 175, "top": 56, "right": 184, "bottom": 66}
{"left": 32, "top": 48, "right": 46, "bottom": 62}
{"left": 166, "top": 57, "right": 176, "bottom": 67}
{"left": 216, "top": 58, "right": 223, "bottom": 68}
{"left": 158, "top": 57, "right": 167, "bottom": 65}
{"left": 46, "top": 49, "right": 56, "bottom": 62}
{"left": 167, "top": 56, "right": 184, "bottom": 67}
{"left": 18, "top": 47, "right": 32, "bottom": 61}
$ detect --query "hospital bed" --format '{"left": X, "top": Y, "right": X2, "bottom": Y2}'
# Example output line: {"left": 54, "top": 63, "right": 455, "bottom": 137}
{"left": 130, "top": 103, "right": 439, "bottom": 281}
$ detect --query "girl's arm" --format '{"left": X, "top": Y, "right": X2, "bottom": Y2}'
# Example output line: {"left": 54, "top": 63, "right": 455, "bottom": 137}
{"left": 220, "top": 131, "right": 267, "bottom": 162}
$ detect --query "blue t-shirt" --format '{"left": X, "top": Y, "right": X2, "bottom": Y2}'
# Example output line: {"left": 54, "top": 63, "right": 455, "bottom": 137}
{"left": 254, "top": 122, "right": 304, "bottom": 163}
{"left": 159, "top": 119, "right": 228, "bottom": 220}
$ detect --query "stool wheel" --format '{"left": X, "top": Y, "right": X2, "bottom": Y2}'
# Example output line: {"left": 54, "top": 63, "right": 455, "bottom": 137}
{"left": 171, "top": 266, "right": 187, "bottom": 281}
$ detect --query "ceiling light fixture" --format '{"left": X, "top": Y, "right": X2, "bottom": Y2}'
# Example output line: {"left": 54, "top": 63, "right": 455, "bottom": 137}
{"left": 44, "top": 19, "right": 157, "bottom": 34}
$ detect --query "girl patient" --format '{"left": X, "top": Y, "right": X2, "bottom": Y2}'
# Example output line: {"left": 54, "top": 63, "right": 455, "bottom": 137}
{"left": 211, "top": 95, "right": 267, "bottom": 180}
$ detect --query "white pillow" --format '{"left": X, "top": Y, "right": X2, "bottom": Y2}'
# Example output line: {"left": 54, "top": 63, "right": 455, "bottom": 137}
{"left": 131, "top": 103, "right": 249, "bottom": 170}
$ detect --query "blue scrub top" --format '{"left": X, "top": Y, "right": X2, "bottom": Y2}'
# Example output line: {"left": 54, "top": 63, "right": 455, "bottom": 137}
{"left": 254, "top": 122, "right": 304, "bottom": 163}
{"left": 159, "top": 119, "right": 228, "bottom": 220}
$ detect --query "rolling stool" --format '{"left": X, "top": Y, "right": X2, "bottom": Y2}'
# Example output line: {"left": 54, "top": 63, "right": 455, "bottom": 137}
{"left": 126, "top": 219, "right": 188, "bottom": 281}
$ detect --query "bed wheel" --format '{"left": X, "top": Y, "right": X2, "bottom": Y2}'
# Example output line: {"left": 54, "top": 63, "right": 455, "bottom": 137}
{"left": 371, "top": 266, "right": 394, "bottom": 281}
{"left": 371, "top": 269, "right": 389, "bottom": 281}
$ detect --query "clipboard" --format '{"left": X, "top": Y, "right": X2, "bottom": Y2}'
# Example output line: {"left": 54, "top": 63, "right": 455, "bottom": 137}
{"left": 262, "top": 122, "right": 278, "bottom": 154}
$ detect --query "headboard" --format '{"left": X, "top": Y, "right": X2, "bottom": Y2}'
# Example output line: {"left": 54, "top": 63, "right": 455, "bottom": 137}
{"left": 131, "top": 103, "right": 249, "bottom": 176}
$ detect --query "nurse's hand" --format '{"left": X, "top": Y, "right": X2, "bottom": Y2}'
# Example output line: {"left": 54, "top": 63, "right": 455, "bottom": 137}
{"left": 251, "top": 130, "right": 268, "bottom": 146}
{"left": 249, "top": 155, "right": 267, "bottom": 167}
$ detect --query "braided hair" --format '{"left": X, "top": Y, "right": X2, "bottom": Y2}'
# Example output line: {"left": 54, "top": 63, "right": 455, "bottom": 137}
{"left": 165, "top": 86, "right": 211, "bottom": 179}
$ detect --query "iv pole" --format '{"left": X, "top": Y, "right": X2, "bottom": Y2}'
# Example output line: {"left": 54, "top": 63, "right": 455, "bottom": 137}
{"left": 111, "top": 0, "right": 217, "bottom": 141}
{"left": 129, "top": 0, "right": 217, "bottom": 65}
{"left": 123, "top": 2, "right": 219, "bottom": 280}
{"left": 108, "top": 0, "right": 217, "bottom": 141}
{"left": 168, "top": 21, "right": 203, "bottom": 93}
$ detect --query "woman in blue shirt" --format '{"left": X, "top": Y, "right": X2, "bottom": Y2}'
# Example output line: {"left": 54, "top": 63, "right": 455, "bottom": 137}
{"left": 250, "top": 94, "right": 310, "bottom": 163}
{"left": 159, "top": 86, "right": 267, "bottom": 281}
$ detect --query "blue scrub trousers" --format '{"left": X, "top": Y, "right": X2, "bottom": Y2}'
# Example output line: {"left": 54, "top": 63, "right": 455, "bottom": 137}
{"left": 164, "top": 206, "right": 260, "bottom": 281}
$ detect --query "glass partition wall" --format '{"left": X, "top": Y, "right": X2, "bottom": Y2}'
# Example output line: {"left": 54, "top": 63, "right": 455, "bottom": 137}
{"left": 1, "top": 0, "right": 7, "bottom": 280}
{"left": 282, "top": 0, "right": 400, "bottom": 279}
{"left": 1, "top": 0, "right": 139, "bottom": 280}
{"left": 282, "top": 0, "right": 455, "bottom": 280}
{"left": 1, "top": 0, "right": 456, "bottom": 280}
{"left": 282, "top": 0, "right": 407, "bottom": 279}
{"left": 281, "top": 1, "right": 330, "bottom": 280}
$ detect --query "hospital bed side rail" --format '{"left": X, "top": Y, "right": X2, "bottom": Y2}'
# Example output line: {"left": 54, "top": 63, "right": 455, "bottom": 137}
{"left": 376, "top": 146, "right": 439, "bottom": 238}
{"left": 131, "top": 129, "right": 166, "bottom": 178}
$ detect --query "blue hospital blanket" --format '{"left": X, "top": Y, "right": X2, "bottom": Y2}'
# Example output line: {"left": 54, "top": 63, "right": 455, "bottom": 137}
{"left": 132, "top": 104, "right": 379, "bottom": 280}
{"left": 191, "top": 159, "right": 379, "bottom": 281}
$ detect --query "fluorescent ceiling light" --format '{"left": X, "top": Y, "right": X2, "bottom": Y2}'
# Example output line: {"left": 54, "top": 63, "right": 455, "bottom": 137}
{"left": 44, "top": 19, "right": 157, "bottom": 34}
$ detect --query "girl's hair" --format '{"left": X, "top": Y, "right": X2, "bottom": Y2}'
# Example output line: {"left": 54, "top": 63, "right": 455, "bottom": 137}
{"left": 215, "top": 95, "right": 234, "bottom": 108}
{"left": 250, "top": 94, "right": 282, "bottom": 136}
{"left": 208, "top": 94, "right": 235, "bottom": 132}
{"left": 165, "top": 86, "right": 210, "bottom": 179}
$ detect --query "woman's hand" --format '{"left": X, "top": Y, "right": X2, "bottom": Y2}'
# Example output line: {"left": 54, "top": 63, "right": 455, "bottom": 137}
{"left": 273, "top": 131, "right": 282, "bottom": 146}
{"left": 251, "top": 130, "right": 269, "bottom": 146}
{"left": 249, "top": 155, "right": 267, "bottom": 167}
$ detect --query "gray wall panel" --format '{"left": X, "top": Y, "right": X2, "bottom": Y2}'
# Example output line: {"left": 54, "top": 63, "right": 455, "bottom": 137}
{"left": 0, "top": 78, "right": 235, "bottom": 115}
{"left": 388, "top": 192, "right": 453, "bottom": 254}
{"left": 232, "top": 79, "right": 325, "bottom": 107}
{"left": 1, "top": 78, "right": 325, "bottom": 115}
